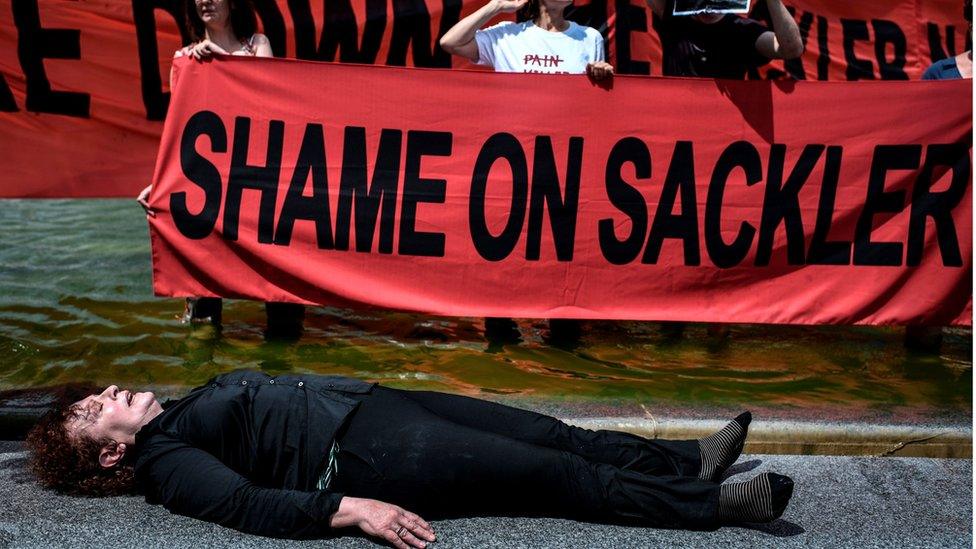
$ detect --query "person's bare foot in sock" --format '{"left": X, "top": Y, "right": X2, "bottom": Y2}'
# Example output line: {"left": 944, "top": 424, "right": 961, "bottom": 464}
{"left": 698, "top": 412, "right": 751, "bottom": 482}
{"left": 718, "top": 472, "right": 794, "bottom": 523}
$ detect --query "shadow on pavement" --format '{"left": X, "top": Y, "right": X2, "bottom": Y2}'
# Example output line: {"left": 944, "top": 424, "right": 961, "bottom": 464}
{"left": 741, "top": 518, "right": 806, "bottom": 537}
{"left": 721, "top": 459, "right": 762, "bottom": 480}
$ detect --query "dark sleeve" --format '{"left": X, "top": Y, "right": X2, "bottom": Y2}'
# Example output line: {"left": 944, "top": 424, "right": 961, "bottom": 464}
{"left": 143, "top": 442, "right": 344, "bottom": 539}
{"left": 922, "top": 59, "right": 955, "bottom": 80}
{"left": 731, "top": 16, "right": 772, "bottom": 62}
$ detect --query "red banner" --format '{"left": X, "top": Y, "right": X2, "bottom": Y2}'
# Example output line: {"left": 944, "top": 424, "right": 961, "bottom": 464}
{"left": 148, "top": 58, "right": 972, "bottom": 325}
{"left": 0, "top": 0, "right": 969, "bottom": 198}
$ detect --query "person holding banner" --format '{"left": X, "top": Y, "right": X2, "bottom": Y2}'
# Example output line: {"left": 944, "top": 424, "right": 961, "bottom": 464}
{"left": 27, "top": 370, "right": 795, "bottom": 545}
{"left": 909, "top": 0, "right": 972, "bottom": 351}
{"left": 645, "top": 0, "right": 802, "bottom": 340}
{"left": 648, "top": 0, "right": 803, "bottom": 79}
{"left": 922, "top": 0, "right": 972, "bottom": 80}
{"left": 136, "top": 0, "right": 304, "bottom": 337}
{"left": 439, "top": 0, "right": 614, "bottom": 78}
{"left": 440, "top": 0, "right": 613, "bottom": 343}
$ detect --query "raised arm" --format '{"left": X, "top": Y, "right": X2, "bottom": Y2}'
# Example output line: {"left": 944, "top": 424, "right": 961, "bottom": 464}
{"left": 439, "top": 0, "right": 527, "bottom": 62}
{"left": 754, "top": 0, "right": 803, "bottom": 59}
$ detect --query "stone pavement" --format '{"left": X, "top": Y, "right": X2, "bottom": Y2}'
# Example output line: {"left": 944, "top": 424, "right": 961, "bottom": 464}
{"left": 0, "top": 442, "right": 970, "bottom": 548}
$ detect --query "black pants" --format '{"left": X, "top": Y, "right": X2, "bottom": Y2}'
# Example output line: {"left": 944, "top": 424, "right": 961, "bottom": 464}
{"left": 333, "top": 387, "right": 720, "bottom": 529}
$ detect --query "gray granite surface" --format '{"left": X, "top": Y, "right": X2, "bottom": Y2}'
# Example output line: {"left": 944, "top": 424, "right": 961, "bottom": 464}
{"left": 0, "top": 443, "right": 970, "bottom": 548}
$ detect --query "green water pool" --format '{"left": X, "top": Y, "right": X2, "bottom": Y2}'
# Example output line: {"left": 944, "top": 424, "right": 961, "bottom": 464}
{"left": 0, "top": 200, "right": 970, "bottom": 423}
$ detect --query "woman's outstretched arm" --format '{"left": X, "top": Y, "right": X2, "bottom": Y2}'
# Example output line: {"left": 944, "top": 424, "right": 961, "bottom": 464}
{"left": 142, "top": 438, "right": 434, "bottom": 545}
{"left": 142, "top": 441, "right": 342, "bottom": 538}
{"left": 439, "top": 0, "right": 528, "bottom": 62}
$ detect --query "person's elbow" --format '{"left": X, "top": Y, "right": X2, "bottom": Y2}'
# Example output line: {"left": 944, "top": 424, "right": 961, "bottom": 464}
{"left": 440, "top": 38, "right": 479, "bottom": 62}
{"left": 780, "top": 41, "right": 804, "bottom": 60}
{"left": 439, "top": 36, "right": 458, "bottom": 55}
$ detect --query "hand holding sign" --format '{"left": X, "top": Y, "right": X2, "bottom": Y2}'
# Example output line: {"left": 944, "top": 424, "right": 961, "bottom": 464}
{"left": 491, "top": 0, "right": 529, "bottom": 14}
{"left": 136, "top": 184, "right": 155, "bottom": 217}
{"left": 186, "top": 39, "right": 229, "bottom": 62}
{"left": 672, "top": 0, "right": 750, "bottom": 16}
{"left": 587, "top": 61, "right": 615, "bottom": 80}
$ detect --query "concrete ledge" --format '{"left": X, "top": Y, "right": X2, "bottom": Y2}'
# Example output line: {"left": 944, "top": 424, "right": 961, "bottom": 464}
{"left": 565, "top": 418, "right": 973, "bottom": 459}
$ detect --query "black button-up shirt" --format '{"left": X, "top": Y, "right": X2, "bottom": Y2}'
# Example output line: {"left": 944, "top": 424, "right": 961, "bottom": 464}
{"left": 132, "top": 370, "right": 375, "bottom": 539}
{"left": 654, "top": 0, "right": 770, "bottom": 79}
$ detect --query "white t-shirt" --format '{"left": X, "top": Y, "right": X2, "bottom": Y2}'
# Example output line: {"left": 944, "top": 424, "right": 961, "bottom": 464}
{"left": 474, "top": 21, "right": 605, "bottom": 74}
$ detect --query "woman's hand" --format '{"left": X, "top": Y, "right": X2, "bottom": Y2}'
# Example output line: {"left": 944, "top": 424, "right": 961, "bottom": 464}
{"left": 587, "top": 61, "right": 615, "bottom": 81}
{"left": 491, "top": 0, "right": 528, "bottom": 13}
{"left": 330, "top": 497, "right": 436, "bottom": 548}
{"left": 136, "top": 184, "right": 155, "bottom": 217}
{"left": 187, "top": 39, "right": 229, "bottom": 61}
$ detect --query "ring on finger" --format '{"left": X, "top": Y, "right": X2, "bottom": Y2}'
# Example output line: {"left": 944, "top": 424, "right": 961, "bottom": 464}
{"left": 396, "top": 526, "right": 406, "bottom": 537}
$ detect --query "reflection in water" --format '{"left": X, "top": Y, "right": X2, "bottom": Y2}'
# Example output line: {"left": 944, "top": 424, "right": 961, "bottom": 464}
{"left": 0, "top": 200, "right": 971, "bottom": 424}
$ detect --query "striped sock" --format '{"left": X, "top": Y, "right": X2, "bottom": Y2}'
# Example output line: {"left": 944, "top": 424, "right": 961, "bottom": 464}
{"left": 698, "top": 412, "right": 751, "bottom": 481}
{"left": 718, "top": 472, "right": 794, "bottom": 524}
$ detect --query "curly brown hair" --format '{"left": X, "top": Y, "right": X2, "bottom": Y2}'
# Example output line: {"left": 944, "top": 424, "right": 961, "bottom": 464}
{"left": 184, "top": 0, "right": 258, "bottom": 43}
{"left": 25, "top": 384, "right": 139, "bottom": 497}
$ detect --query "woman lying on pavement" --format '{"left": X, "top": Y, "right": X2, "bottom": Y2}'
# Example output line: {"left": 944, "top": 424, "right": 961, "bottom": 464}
{"left": 26, "top": 370, "right": 794, "bottom": 547}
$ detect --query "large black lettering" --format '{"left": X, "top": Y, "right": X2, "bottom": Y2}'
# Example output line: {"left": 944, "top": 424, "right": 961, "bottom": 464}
{"left": 12, "top": 0, "right": 89, "bottom": 117}
{"left": 643, "top": 141, "right": 700, "bottom": 266}
{"left": 598, "top": 138, "right": 649, "bottom": 265}
{"left": 906, "top": 144, "right": 970, "bottom": 267}
{"left": 0, "top": 8, "right": 16, "bottom": 109}
{"left": 0, "top": 74, "right": 16, "bottom": 112}
{"left": 132, "top": 0, "right": 188, "bottom": 120}
{"left": 853, "top": 145, "right": 921, "bottom": 266}
{"left": 172, "top": 111, "right": 226, "bottom": 239}
{"left": 807, "top": 146, "right": 851, "bottom": 265}
{"left": 841, "top": 19, "right": 874, "bottom": 80}
{"left": 872, "top": 19, "right": 908, "bottom": 80}
{"left": 705, "top": 141, "right": 761, "bottom": 268}
{"left": 335, "top": 127, "right": 403, "bottom": 253}
{"left": 273, "top": 124, "right": 334, "bottom": 249}
{"left": 469, "top": 133, "right": 529, "bottom": 262}
{"left": 224, "top": 117, "right": 285, "bottom": 243}
{"left": 617, "top": 0, "right": 650, "bottom": 75}
{"left": 755, "top": 144, "right": 824, "bottom": 265}
{"left": 313, "top": 0, "right": 386, "bottom": 62}
{"left": 387, "top": 0, "right": 460, "bottom": 67}
{"left": 816, "top": 15, "right": 830, "bottom": 81}
{"left": 926, "top": 22, "right": 959, "bottom": 62}
{"left": 399, "top": 130, "right": 452, "bottom": 257}
{"left": 526, "top": 137, "right": 583, "bottom": 262}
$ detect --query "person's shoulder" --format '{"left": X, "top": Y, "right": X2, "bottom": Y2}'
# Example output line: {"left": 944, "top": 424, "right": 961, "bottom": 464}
{"left": 249, "top": 33, "right": 270, "bottom": 46}
{"left": 724, "top": 14, "right": 770, "bottom": 42}
{"left": 208, "top": 369, "right": 270, "bottom": 386}
{"left": 727, "top": 14, "right": 769, "bottom": 31}
{"left": 576, "top": 23, "right": 604, "bottom": 40}
{"left": 922, "top": 57, "right": 958, "bottom": 80}
{"left": 479, "top": 20, "right": 525, "bottom": 37}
